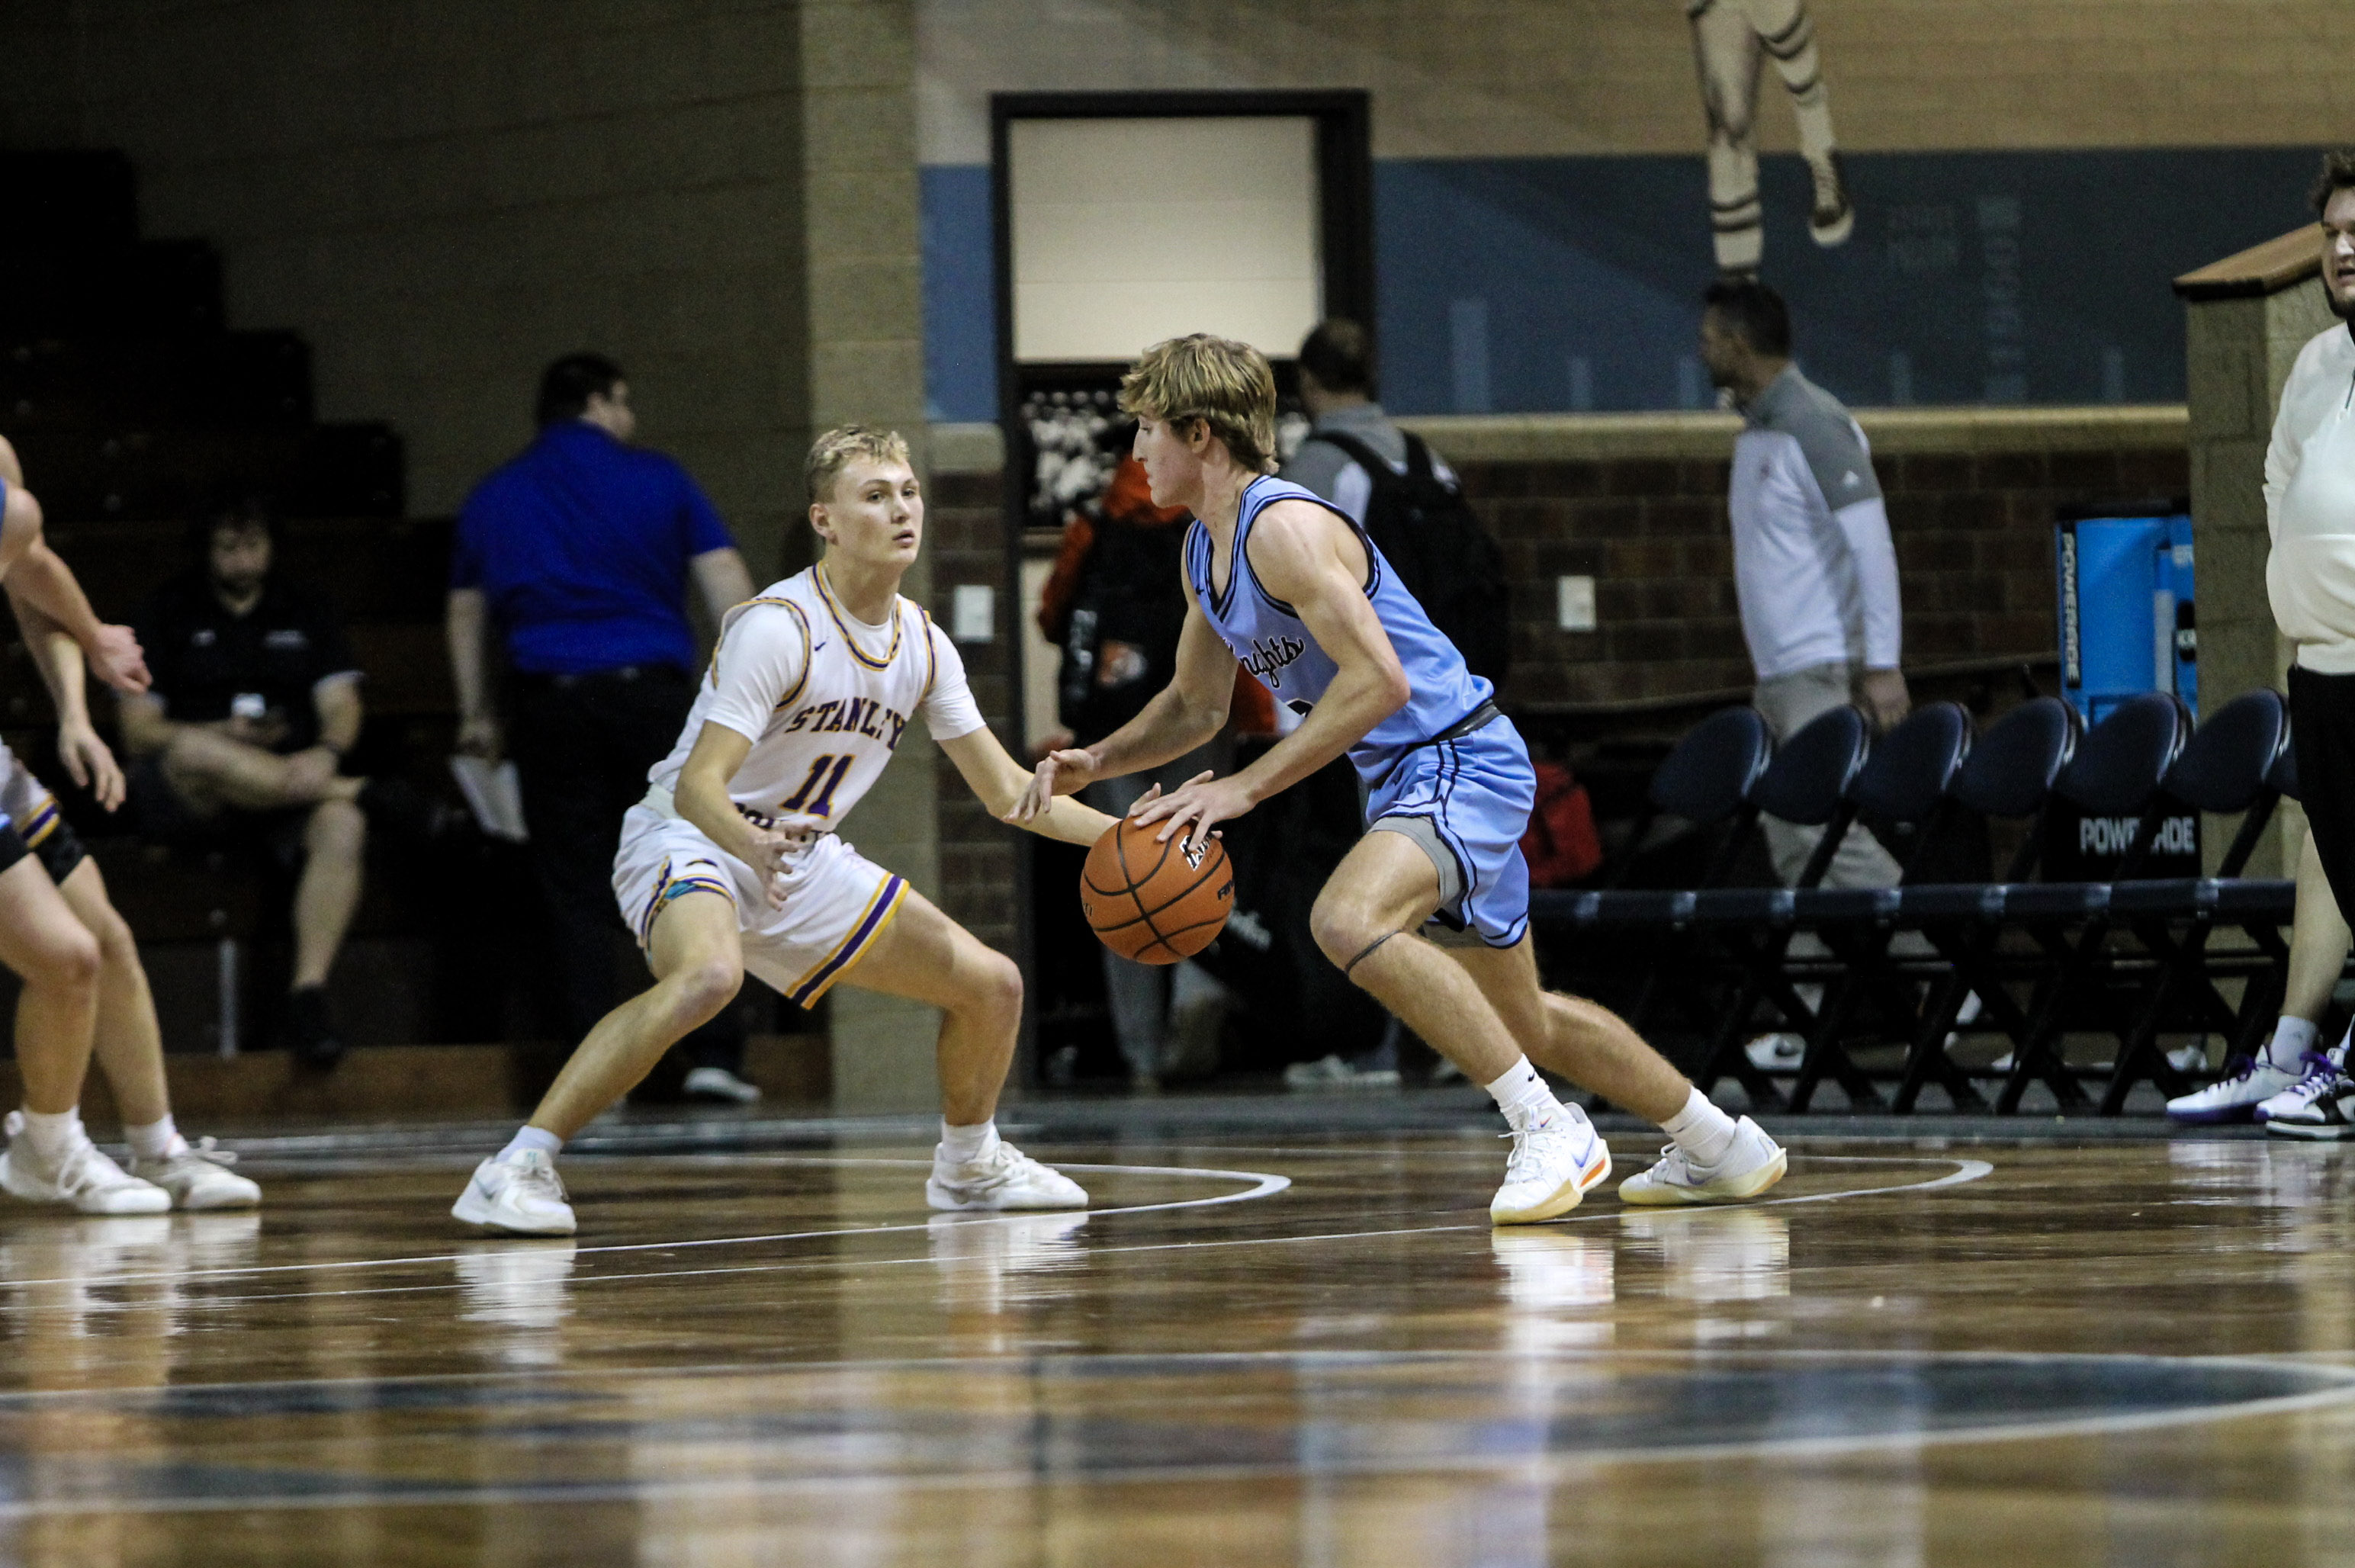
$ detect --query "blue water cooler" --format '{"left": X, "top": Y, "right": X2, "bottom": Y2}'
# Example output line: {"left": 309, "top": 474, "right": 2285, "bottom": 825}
{"left": 2055, "top": 509, "right": 2196, "bottom": 725}
{"left": 2051, "top": 508, "right": 2197, "bottom": 877}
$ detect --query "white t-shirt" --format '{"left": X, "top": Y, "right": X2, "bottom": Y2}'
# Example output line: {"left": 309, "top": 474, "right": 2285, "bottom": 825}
{"left": 2266, "top": 323, "right": 2355, "bottom": 673}
{"left": 649, "top": 565, "right": 985, "bottom": 827}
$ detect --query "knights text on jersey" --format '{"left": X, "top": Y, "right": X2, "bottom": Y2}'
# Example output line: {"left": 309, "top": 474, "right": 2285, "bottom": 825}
{"left": 1186, "top": 476, "right": 1492, "bottom": 785}
{"left": 647, "top": 565, "right": 986, "bottom": 827}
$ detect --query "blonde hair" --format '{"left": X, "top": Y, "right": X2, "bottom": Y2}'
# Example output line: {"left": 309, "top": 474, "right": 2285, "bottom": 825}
{"left": 1118, "top": 335, "right": 1278, "bottom": 473}
{"left": 805, "top": 425, "right": 912, "bottom": 505}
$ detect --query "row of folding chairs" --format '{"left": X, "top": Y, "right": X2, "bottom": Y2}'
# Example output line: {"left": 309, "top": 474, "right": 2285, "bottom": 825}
{"left": 1530, "top": 688, "right": 2299, "bottom": 1114}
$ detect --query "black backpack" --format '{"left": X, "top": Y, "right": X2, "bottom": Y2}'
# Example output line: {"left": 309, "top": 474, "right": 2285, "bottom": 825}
{"left": 1305, "top": 429, "right": 1512, "bottom": 692}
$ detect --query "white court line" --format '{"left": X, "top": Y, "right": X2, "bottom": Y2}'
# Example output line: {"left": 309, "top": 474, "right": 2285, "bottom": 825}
{"left": 0, "top": 1348, "right": 2340, "bottom": 1518}
{"left": 0, "top": 1155, "right": 1987, "bottom": 1298}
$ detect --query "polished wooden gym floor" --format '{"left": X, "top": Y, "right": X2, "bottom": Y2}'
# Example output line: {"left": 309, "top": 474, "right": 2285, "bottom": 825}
{"left": 5, "top": 1098, "right": 2355, "bottom": 1565}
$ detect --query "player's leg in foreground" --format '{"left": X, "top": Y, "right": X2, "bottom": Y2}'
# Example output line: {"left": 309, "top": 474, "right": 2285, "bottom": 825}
{"left": 1310, "top": 833, "right": 1780, "bottom": 1220}
{"left": 0, "top": 855, "right": 169, "bottom": 1213}
{"left": 455, "top": 888, "right": 747, "bottom": 1235}
{"left": 2176, "top": 829, "right": 2350, "bottom": 1126}
{"left": 839, "top": 889, "right": 1087, "bottom": 1212}
{"left": 53, "top": 857, "right": 259, "bottom": 1207}
{"left": 1449, "top": 938, "right": 1785, "bottom": 1207}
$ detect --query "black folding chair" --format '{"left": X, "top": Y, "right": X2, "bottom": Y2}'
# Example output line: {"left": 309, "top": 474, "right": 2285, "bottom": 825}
{"left": 1875, "top": 696, "right": 2082, "bottom": 1112}
{"left": 2100, "top": 690, "right": 2294, "bottom": 1111}
{"left": 1684, "top": 704, "right": 1875, "bottom": 1110}
{"left": 1537, "top": 705, "right": 1772, "bottom": 1037}
{"left": 1983, "top": 692, "right": 2189, "bottom": 1112}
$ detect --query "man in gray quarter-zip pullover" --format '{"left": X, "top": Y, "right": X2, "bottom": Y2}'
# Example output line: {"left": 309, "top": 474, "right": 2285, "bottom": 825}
{"left": 1701, "top": 277, "right": 1907, "bottom": 892}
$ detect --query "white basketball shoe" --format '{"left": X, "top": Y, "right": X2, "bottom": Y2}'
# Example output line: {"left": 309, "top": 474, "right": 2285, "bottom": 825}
{"left": 1489, "top": 1104, "right": 1612, "bottom": 1225}
{"left": 0, "top": 1111, "right": 172, "bottom": 1215}
{"left": 452, "top": 1149, "right": 577, "bottom": 1235}
{"left": 2166, "top": 1056, "right": 2304, "bottom": 1124}
{"left": 927, "top": 1139, "right": 1088, "bottom": 1211}
{"left": 130, "top": 1136, "right": 261, "bottom": 1210}
{"left": 1619, "top": 1117, "right": 1788, "bottom": 1207}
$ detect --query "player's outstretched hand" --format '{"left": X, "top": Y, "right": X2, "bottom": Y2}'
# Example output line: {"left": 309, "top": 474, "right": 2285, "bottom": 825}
{"left": 89, "top": 623, "right": 151, "bottom": 694}
{"left": 1129, "top": 770, "right": 1250, "bottom": 843}
{"left": 1007, "top": 747, "right": 1097, "bottom": 824}
{"left": 55, "top": 717, "right": 125, "bottom": 811}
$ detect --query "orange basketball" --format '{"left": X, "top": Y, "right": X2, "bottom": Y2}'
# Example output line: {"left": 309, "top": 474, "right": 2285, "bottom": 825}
{"left": 1081, "top": 818, "right": 1233, "bottom": 965}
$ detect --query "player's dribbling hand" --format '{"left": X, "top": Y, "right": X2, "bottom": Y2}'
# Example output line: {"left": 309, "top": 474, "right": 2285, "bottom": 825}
{"left": 1007, "top": 747, "right": 1097, "bottom": 824}
{"left": 1129, "top": 770, "right": 1249, "bottom": 843}
{"left": 89, "top": 624, "right": 151, "bottom": 694}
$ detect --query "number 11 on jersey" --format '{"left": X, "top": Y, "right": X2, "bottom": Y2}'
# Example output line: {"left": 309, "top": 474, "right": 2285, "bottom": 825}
{"left": 779, "top": 753, "right": 855, "bottom": 818}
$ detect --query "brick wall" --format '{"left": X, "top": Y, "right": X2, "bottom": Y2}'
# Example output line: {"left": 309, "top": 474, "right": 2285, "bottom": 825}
{"left": 1467, "top": 441, "right": 2191, "bottom": 708}
{"left": 927, "top": 465, "right": 1019, "bottom": 955}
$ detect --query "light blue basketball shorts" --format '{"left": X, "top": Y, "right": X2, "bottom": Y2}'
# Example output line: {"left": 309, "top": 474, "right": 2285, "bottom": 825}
{"left": 1364, "top": 715, "right": 1535, "bottom": 949}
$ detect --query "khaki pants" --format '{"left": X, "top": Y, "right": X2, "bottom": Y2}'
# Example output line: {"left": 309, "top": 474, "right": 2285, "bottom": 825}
{"left": 1753, "top": 661, "right": 1904, "bottom": 890}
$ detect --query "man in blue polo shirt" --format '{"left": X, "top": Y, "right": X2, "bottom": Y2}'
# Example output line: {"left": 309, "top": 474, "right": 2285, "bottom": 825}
{"left": 448, "top": 354, "right": 759, "bottom": 1100}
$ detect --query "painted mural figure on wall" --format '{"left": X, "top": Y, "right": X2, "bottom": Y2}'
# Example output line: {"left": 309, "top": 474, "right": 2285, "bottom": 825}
{"left": 1688, "top": 0, "right": 1853, "bottom": 275}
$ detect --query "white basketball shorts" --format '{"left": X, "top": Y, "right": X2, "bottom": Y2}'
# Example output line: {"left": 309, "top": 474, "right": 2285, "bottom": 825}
{"left": 610, "top": 803, "right": 908, "bottom": 1008}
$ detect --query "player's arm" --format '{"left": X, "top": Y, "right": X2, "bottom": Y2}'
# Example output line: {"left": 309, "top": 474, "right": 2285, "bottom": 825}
{"left": 7, "top": 586, "right": 127, "bottom": 809}
{"left": 941, "top": 726, "right": 1115, "bottom": 846}
{"left": 672, "top": 604, "right": 815, "bottom": 905}
{"left": 2, "top": 516, "right": 148, "bottom": 694}
{"left": 1007, "top": 591, "right": 1234, "bottom": 823}
{"left": 674, "top": 722, "right": 791, "bottom": 873}
{"left": 1133, "top": 500, "right": 1408, "bottom": 842}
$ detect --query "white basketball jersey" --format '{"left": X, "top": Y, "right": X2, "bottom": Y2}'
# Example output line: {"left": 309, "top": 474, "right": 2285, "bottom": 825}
{"left": 649, "top": 565, "right": 985, "bottom": 830}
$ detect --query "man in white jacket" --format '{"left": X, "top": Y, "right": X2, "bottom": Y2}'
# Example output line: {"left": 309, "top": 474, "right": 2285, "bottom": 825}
{"left": 2200, "top": 150, "right": 2355, "bottom": 1136}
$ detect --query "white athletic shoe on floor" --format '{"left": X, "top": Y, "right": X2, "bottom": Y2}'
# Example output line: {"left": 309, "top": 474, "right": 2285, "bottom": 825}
{"left": 2167, "top": 1056, "right": 2303, "bottom": 1125}
{"left": 2261, "top": 1056, "right": 2355, "bottom": 1141}
{"left": 1618, "top": 1117, "right": 1788, "bottom": 1207}
{"left": 926, "top": 1140, "right": 1088, "bottom": 1211}
{"left": 1489, "top": 1106, "right": 1611, "bottom": 1225}
{"left": 452, "top": 1149, "right": 577, "bottom": 1235}
{"left": 0, "top": 1112, "right": 172, "bottom": 1215}
{"left": 1743, "top": 1033, "right": 1806, "bottom": 1073}
{"left": 130, "top": 1137, "right": 262, "bottom": 1210}
{"left": 682, "top": 1066, "right": 762, "bottom": 1104}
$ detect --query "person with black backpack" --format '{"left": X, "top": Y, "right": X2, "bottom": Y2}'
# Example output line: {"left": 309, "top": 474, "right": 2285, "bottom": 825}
{"left": 1281, "top": 320, "right": 1513, "bottom": 693}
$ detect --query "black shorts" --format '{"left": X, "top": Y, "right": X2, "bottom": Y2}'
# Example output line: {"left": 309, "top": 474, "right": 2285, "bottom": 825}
{"left": 23, "top": 803, "right": 88, "bottom": 885}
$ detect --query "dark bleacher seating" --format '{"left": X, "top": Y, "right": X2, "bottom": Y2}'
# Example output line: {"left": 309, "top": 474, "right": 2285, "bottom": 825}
{"left": 0, "top": 146, "right": 471, "bottom": 1051}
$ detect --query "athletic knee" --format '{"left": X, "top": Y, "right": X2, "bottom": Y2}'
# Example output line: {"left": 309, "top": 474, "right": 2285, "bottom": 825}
{"left": 85, "top": 901, "right": 137, "bottom": 969}
{"left": 1307, "top": 895, "right": 1387, "bottom": 972}
{"left": 958, "top": 951, "right": 1023, "bottom": 1026}
{"left": 27, "top": 923, "right": 101, "bottom": 994}
{"left": 670, "top": 956, "right": 743, "bottom": 1024}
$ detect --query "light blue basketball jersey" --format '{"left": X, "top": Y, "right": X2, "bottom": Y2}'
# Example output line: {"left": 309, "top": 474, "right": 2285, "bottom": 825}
{"left": 1185, "top": 476, "right": 1494, "bottom": 786}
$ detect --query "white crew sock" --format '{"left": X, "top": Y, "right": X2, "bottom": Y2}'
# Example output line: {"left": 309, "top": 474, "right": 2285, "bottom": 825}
{"left": 17, "top": 1107, "right": 84, "bottom": 1165}
{"left": 940, "top": 1119, "right": 999, "bottom": 1166}
{"left": 1483, "top": 1056, "right": 1565, "bottom": 1133}
{"left": 125, "top": 1115, "right": 182, "bottom": 1162}
{"left": 2337, "top": 1019, "right": 2354, "bottom": 1068}
{"left": 1661, "top": 1088, "right": 1740, "bottom": 1168}
{"left": 499, "top": 1126, "right": 564, "bottom": 1164}
{"left": 2267, "top": 1017, "right": 2321, "bottom": 1072}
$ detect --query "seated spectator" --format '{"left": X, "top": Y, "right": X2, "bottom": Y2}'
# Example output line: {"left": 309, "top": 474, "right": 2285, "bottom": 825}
{"left": 119, "top": 496, "right": 380, "bottom": 1066}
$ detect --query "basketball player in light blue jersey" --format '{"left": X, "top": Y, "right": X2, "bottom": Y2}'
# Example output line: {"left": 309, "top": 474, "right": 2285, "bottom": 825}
{"left": 1015, "top": 335, "right": 1786, "bottom": 1220}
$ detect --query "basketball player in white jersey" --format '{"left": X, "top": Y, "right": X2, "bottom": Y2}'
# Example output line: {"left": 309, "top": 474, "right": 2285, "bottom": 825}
{"left": 455, "top": 426, "right": 1118, "bottom": 1235}
{"left": 0, "top": 436, "right": 260, "bottom": 1212}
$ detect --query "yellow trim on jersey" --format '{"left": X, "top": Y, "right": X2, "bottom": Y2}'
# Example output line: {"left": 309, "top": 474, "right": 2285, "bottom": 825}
{"left": 773, "top": 599, "right": 815, "bottom": 710}
{"left": 786, "top": 873, "right": 908, "bottom": 1004}
{"left": 712, "top": 593, "right": 814, "bottom": 699}
{"left": 813, "top": 564, "right": 903, "bottom": 670}
{"left": 21, "top": 795, "right": 60, "bottom": 848}
{"left": 918, "top": 606, "right": 940, "bottom": 699}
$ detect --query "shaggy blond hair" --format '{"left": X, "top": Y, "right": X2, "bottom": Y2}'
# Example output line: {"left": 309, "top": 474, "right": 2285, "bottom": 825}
{"left": 805, "top": 425, "right": 912, "bottom": 505}
{"left": 1118, "top": 335, "right": 1278, "bottom": 473}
